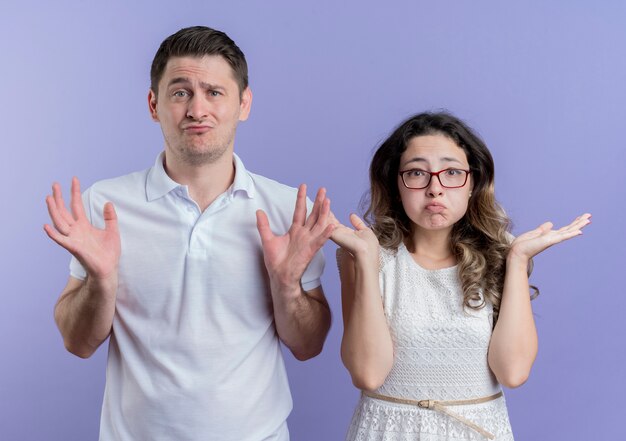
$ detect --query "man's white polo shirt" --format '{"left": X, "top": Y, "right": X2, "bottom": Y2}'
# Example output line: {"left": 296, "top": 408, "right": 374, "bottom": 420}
{"left": 69, "top": 152, "right": 325, "bottom": 441}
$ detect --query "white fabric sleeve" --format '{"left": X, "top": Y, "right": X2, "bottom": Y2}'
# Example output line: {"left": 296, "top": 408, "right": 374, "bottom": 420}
{"left": 301, "top": 248, "right": 325, "bottom": 291}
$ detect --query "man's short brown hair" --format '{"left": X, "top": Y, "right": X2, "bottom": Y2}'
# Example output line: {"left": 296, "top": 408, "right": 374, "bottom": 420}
{"left": 150, "top": 26, "right": 248, "bottom": 96}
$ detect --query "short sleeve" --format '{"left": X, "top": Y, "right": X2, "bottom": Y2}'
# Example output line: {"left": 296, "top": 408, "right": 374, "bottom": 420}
{"left": 301, "top": 249, "right": 325, "bottom": 291}
{"left": 68, "top": 186, "right": 94, "bottom": 281}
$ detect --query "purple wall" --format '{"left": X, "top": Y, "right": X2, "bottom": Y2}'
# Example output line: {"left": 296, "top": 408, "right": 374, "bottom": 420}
{"left": 2, "top": 1, "right": 624, "bottom": 439}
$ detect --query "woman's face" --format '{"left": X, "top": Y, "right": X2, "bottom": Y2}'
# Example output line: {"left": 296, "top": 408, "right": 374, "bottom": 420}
{"left": 397, "top": 134, "right": 473, "bottom": 235}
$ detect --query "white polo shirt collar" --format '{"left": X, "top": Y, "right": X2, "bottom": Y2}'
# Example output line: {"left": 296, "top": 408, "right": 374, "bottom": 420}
{"left": 145, "top": 151, "right": 256, "bottom": 202}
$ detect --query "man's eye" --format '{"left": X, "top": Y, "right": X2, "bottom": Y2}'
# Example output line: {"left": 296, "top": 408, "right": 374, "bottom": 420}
{"left": 173, "top": 90, "right": 189, "bottom": 98}
{"left": 209, "top": 90, "right": 221, "bottom": 97}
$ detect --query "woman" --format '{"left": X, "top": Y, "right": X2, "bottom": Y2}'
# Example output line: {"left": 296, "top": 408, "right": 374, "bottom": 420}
{"left": 331, "top": 112, "right": 590, "bottom": 440}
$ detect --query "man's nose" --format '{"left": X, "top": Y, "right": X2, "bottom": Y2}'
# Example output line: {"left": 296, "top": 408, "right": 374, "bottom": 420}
{"left": 186, "top": 95, "right": 210, "bottom": 120}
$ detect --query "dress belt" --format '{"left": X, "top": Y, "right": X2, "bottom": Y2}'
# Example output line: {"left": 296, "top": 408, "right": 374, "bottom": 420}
{"left": 362, "top": 390, "right": 503, "bottom": 440}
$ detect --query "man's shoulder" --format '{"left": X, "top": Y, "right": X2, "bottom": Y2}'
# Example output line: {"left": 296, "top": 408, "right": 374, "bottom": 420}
{"left": 245, "top": 169, "right": 302, "bottom": 202}
{"left": 248, "top": 171, "right": 299, "bottom": 199}
{"left": 86, "top": 167, "right": 151, "bottom": 200}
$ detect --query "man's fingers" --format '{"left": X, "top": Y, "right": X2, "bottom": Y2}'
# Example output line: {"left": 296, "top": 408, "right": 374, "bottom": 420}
{"left": 311, "top": 224, "right": 335, "bottom": 250}
{"left": 103, "top": 202, "right": 118, "bottom": 234}
{"left": 320, "top": 197, "right": 331, "bottom": 223}
{"left": 70, "top": 176, "right": 87, "bottom": 220}
{"left": 322, "top": 223, "right": 335, "bottom": 240}
{"left": 256, "top": 209, "right": 274, "bottom": 243}
{"left": 52, "top": 182, "right": 74, "bottom": 224}
{"left": 292, "top": 184, "right": 308, "bottom": 226}
{"left": 43, "top": 224, "right": 74, "bottom": 252}
{"left": 46, "top": 195, "right": 71, "bottom": 235}
{"left": 306, "top": 222, "right": 335, "bottom": 251}
{"left": 310, "top": 196, "right": 331, "bottom": 234}
{"left": 305, "top": 187, "right": 326, "bottom": 229}
{"left": 327, "top": 210, "right": 341, "bottom": 227}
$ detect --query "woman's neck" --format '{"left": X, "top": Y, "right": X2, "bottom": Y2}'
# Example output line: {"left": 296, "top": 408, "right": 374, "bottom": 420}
{"left": 407, "top": 227, "right": 456, "bottom": 269}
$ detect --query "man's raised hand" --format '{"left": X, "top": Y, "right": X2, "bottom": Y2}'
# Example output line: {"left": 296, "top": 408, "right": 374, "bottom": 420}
{"left": 256, "top": 184, "right": 334, "bottom": 290}
{"left": 44, "top": 177, "right": 120, "bottom": 280}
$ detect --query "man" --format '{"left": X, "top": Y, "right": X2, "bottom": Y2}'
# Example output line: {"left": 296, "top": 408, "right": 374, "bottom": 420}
{"left": 44, "top": 26, "right": 333, "bottom": 441}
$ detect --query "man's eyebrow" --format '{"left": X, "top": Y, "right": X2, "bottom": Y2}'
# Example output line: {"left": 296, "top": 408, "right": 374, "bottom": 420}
{"left": 200, "top": 82, "right": 226, "bottom": 92}
{"left": 166, "top": 77, "right": 191, "bottom": 88}
{"left": 165, "top": 78, "right": 226, "bottom": 92}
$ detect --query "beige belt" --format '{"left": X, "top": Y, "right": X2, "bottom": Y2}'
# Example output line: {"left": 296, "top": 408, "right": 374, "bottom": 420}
{"left": 362, "top": 390, "right": 503, "bottom": 440}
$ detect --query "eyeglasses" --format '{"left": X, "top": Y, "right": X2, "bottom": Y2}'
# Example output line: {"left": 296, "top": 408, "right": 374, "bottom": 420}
{"left": 399, "top": 168, "right": 471, "bottom": 189}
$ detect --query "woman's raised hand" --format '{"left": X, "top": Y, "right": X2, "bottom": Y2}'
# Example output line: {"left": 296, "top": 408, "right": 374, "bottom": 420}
{"left": 330, "top": 213, "right": 379, "bottom": 261}
{"left": 509, "top": 213, "right": 591, "bottom": 261}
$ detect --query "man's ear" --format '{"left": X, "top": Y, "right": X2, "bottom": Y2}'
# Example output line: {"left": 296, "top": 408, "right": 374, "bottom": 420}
{"left": 238, "top": 87, "right": 253, "bottom": 122}
{"left": 148, "top": 89, "right": 159, "bottom": 122}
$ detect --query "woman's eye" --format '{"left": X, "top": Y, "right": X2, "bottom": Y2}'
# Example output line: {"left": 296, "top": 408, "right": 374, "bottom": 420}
{"left": 446, "top": 169, "right": 461, "bottom": 176}
{"left": 409, "top": 170, "right": 425, "bottom": 177}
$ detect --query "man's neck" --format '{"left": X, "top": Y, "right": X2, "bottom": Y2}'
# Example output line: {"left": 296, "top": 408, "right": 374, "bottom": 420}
{"left": 163, "top": 150, "right": 236, "bottom": 212}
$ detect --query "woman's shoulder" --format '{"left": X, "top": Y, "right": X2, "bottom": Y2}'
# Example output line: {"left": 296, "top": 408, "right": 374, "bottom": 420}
{"left": 379, "top": 244, "right": 400, "bottom": 270}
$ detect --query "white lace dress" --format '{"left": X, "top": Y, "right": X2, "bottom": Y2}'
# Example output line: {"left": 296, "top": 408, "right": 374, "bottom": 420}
{"left": 346, "top": 244, "right": 514, "bottom": 441}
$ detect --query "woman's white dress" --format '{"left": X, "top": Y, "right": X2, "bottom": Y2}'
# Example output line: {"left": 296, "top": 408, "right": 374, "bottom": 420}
{"left": 346, "top": 244, "right": 514, "bottom": 441}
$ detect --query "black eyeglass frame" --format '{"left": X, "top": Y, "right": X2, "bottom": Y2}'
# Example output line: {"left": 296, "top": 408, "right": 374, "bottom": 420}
{"left": 398, "top": 168, "right": 471, "bottom": 189}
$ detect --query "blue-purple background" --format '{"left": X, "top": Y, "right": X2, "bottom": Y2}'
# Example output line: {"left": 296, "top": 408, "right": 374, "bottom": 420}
{"left": 2, "top": 1, "right": 624, "bottom": 439}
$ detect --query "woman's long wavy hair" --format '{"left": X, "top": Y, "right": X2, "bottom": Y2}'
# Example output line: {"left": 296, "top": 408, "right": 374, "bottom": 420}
{"left": 364, "top": 111, "right": 536, "bottom": 323}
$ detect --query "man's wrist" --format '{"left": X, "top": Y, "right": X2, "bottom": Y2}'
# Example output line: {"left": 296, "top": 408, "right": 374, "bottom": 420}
{"left": 269, "top": 274, "right": 303, "bottom": 301}
{"left": 86, "top": 271, "right": 119, "bottom": 296}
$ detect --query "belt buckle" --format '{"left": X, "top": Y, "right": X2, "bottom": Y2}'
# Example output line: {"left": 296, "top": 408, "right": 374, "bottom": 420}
{"left": 417, "top": 399, "right": 432, "bottom": 409}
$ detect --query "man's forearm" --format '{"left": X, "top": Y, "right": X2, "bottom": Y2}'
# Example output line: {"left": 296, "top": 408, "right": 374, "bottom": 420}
{"left": 54, "top": 275, "right": 117, "bottom": 358}
{"left": 270, "top": 282, "right": 331, "bottom": 361}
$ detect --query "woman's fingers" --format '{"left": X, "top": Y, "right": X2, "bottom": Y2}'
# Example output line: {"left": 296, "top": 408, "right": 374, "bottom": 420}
{"left": 349, "top": 214, "right": 367, "bottom": 231}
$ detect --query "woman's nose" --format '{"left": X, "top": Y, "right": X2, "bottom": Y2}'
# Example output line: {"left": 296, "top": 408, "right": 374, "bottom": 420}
{"left": 426, "top": 174, "right": 444, "bottom": 197}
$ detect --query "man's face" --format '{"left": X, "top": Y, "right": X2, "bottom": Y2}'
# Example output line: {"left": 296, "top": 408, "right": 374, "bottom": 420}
{"left": 148, "top": 55, "right": 252, "bottom": 166}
